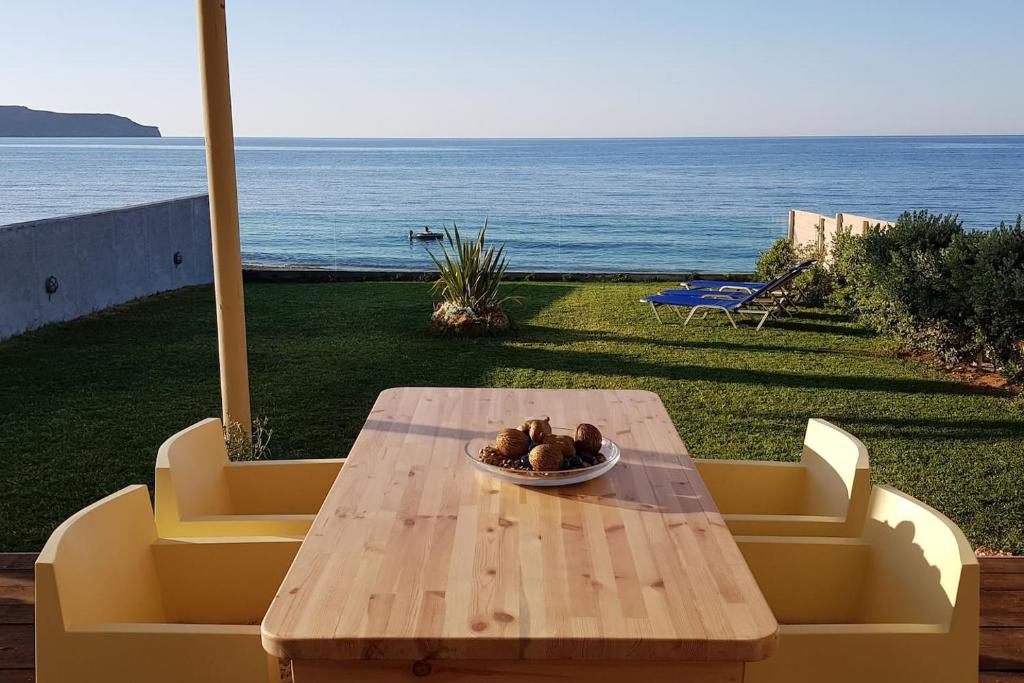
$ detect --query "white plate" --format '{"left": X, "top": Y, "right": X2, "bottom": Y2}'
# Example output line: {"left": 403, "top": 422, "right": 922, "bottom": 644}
{"left": 464, "top": 434, "right": 621, "bottom": 487}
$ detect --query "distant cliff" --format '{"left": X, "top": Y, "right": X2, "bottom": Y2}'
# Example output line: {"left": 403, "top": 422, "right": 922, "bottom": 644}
{"left": 0, "top": 106, "right": 161, "bottom": 137}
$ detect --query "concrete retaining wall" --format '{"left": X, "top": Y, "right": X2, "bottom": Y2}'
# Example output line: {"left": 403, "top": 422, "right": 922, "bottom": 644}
{"left": 0, "top": 195, "right": 212, "bottom": 340}
{"left": 789, "top": 209, "right": 894, "bottom": 255}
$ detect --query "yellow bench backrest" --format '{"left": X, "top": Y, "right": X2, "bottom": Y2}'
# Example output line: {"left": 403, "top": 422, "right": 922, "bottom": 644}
{"left": 740, "top": 485, "right": 977, "bottom": 629}
{"left": 858, "top": 485, "right": 977, "bottom": 627}
{"left": 799, "top": 419, "right": 870, "bottom": 525}
{"left": 155, "top": 418, "right": 233, "bottom": 522}
{"left": 36, "top": 486, "right": 164, "bottom": 627}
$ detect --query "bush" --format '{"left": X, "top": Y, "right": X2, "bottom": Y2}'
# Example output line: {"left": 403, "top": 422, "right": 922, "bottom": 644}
{"left": 830, "top": 210, "right": 1024, "bottom": 381}
{"left": 945, "top": 215, "right": 1024, "bottom": 379}
{"left": 828, "top": 211, "right": 964, "bottom": 353}
{"left": 755, "top": 238, "right": 797, "bottom": 281}
{"left": 755, "top": 238, "right": 833, "bottom": 306}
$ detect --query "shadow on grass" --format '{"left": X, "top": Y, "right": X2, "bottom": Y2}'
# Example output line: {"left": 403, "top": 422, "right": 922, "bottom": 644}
{"left": 518, "top": 324, "right": 880, "bottom": 358}
{"left": 810, "top": 414, "right": 1024, "bottom": 441}
{"left": 487, "top": 344, "right": 999, "bottom": 398}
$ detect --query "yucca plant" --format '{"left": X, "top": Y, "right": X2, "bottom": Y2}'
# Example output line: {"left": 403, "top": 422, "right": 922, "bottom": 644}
{"left": 428, "top": 221, "right": 520, "bottom": 335}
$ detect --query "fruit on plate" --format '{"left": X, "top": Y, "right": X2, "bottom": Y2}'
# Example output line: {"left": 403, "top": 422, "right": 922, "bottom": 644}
{"left": 479, "top": 445, "right": 515, "bottom": 467}
{"left": 574, "top": 423, "right": 603, "bottom": 453}
{"left": 528, "top": 444, "right": 564, "bottom": 472}
{"left": 495, "top": 428, "right": 530, "bottom": 458}
{"left": 518, "top": 417, "right": 552, "bottom": 444}
{"left": 478, "top": 420, "right": 606, "bottom": 473}
{"left": 547, "top": 434, "right": 576, "bottom": 458}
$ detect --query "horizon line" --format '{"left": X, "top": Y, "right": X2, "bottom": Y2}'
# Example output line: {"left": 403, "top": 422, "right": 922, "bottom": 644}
{"left": 157, "top": 133, "right": 1024, "bottom": 140}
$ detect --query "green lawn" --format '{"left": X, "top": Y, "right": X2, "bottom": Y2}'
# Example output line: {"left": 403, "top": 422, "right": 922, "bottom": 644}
{"left": 2, "top": 281, "right": 1022, "bottom": 553}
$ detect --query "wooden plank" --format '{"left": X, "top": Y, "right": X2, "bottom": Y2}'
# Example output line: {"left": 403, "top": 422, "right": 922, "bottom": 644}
{"left": 984, "top": 573, "right": 1024, "bottom": 591}
{"left": 983, "top": 592, "right": 1024, "bottom": 627}
{"left": 262, "top": 388, "right": 778, "bottom": 664}
{"left": 981, "top": 627, "right": 1024, "bottom": 671}
{"left": 0, "top": 604, "right": 33, "bottom": 626}
{"left": 0, "top": 572, "right": 33, "bottom": 608}
{"left": 0, "top": 556, "right": 35, "bottom": 572}
{"left": 0, "top": 670, "right": 34, "bottom": 683}
{"left": 981, "top": 558, "right": 1024, "bottom": 574}
{"left": 0, "top": 624, "right": 33, "bottom": 669}
{"left": 981, "top": 673, "right": 1024, "bottom": 683}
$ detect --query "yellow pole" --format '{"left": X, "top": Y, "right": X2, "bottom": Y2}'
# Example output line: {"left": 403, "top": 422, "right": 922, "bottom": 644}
{"left": 197, "top": 0, "right": 251, "bottom": 433}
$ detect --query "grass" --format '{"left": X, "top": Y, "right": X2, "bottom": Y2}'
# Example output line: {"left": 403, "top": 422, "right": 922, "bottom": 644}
{"left": 2, "top": 281, "right": 1023, "bottom": 553}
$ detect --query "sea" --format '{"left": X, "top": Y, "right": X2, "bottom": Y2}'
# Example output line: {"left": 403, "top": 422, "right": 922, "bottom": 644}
{"left": 1, "top": 136, "right": 1022, "bottom": 272}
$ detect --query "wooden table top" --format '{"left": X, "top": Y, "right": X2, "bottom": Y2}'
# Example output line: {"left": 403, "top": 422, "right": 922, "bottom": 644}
{"left": 261, "top": 387, "right": 778, "bottom": 663}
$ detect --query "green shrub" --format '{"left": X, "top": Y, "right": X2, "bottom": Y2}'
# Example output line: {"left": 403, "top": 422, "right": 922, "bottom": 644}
{"left": 755, "top": 238, "right": 833, "bottom": 306}
{"left": 945, "top": 215, "right": 1024, "bottom": 379}
{"left": 830, "top": 211, "right": 965, "bottom": 354}
{"left": 830, "top": 210, "right": 1024, "bottom": 381}
{"left": 828, "top": 227, "right": 867, "bottom": 312}
{"left": 755, "top": 238, "right": 797, "bottom": 281}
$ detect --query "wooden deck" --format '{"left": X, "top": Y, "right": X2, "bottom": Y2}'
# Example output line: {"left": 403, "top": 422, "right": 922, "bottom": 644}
{"left": 1, "top": 552, "right": 1022, "bottom": 681}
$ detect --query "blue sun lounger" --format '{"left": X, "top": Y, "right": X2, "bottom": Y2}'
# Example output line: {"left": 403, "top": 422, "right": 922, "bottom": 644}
{"left": 677, "top": 259, "right": 816, "bottom": 307}
{"left": 641, "top": 289, "right": 775, "bottom": 330}
{"left": 665, "top": 260, "right": 814, "bottom": 314}
{"left": 641, "top": 270, "right": 797, "bottom": 330}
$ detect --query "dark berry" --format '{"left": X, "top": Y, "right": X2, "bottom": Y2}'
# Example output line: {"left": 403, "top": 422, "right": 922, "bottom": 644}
{"left": 520, "top": 454, "right": 532, "bottom": 469}
{"left": 567, "top": 456, "right": 583, "bottom": 469}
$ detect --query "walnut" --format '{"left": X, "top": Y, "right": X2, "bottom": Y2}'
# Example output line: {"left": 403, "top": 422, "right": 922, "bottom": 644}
{"left": 528, "top": 444, "right": 564, "bottom": 472}
{"left": 479, "top": 445, "right": 510, "bottom": 467}
{"left": 495, "top": 428, "right": 530, "bottom": 458}
{"left": 547, "top": 434, "right": 576, "bottom": 458}
{"left": 574, "top": 423, "right": 603, "bottom": 453}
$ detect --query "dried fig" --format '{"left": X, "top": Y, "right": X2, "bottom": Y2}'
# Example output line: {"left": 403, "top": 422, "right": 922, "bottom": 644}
{"left": 519, "top": 417, "right": 552, "bottom": 444}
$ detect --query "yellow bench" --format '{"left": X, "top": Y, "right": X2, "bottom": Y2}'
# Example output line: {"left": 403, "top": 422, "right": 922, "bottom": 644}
{"left": 155, "top": 417, "right": 343, "bottom": 537}
{"left": 695, "top": 418, "right": 870, "bottom": 536}
{"left": 35, "top": 485, "right": 299, "bottom": 683}
{"left": 740, "top": 485, "right": 979, "bottom": 683}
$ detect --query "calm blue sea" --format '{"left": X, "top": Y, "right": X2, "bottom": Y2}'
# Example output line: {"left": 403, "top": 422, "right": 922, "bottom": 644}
{"left": 1, "top": 136, "right": 1022, "bottom": 272}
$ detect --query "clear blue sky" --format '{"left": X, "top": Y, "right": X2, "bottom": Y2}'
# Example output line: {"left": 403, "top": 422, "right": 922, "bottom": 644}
{"left": 3, "top": 1, "right": 1022, "bottom": 137}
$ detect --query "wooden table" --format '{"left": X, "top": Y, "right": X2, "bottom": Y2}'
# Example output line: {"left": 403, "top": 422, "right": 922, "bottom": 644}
{"left": 262, "top": 387, "right": 778, "bottom": 682}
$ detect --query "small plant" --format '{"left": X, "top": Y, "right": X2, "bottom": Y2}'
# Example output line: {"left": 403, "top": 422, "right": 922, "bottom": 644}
{"left": 428, "top": 221, "right": 521, "bottom": 336}
{"left": 755, "top": 238, "right": 798, "bottom": 281}
{"left": 755, "top": 237, "right": 833, "bottom": 306}
{"left": 224, "top": 416, "right": 273, "bottom": 461}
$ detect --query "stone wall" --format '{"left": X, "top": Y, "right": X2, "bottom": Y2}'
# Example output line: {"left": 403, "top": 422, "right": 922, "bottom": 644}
{"left": 0, "top": 195, "right": 212, "bottom": 340}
